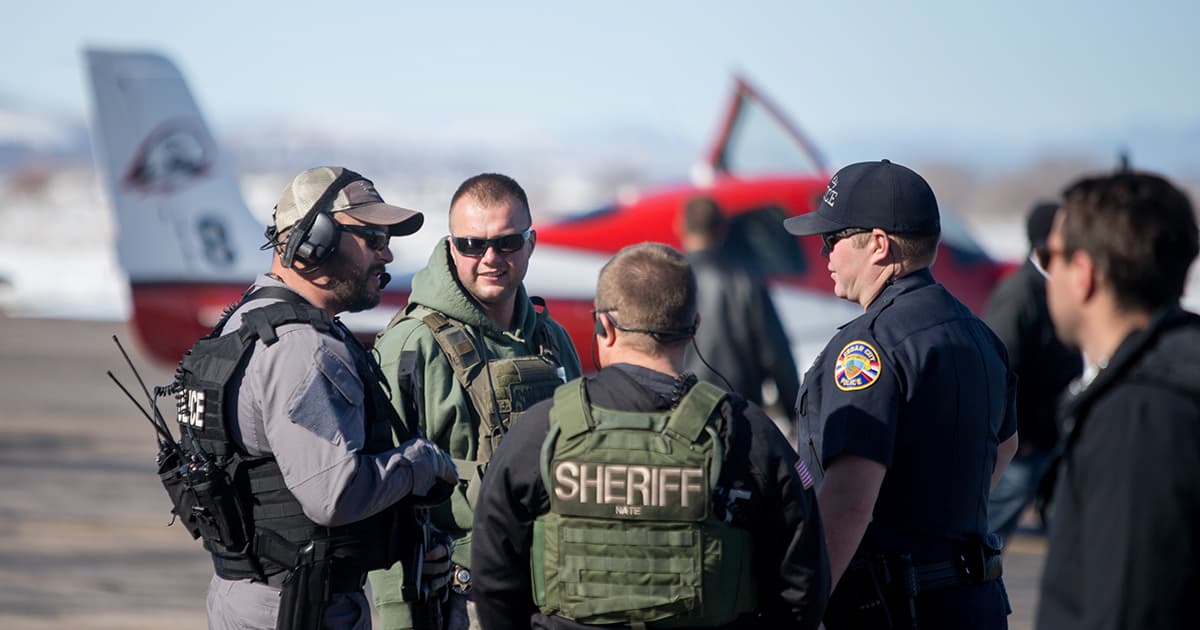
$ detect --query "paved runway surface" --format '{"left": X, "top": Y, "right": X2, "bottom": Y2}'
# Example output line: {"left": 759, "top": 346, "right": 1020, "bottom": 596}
{"left": 0, "top": 315, "right": 1047, "bottom": 629}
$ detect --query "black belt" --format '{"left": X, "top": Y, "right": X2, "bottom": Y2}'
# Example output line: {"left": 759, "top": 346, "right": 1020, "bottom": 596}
{"left": 914, "top": 553, "right": 1003, "bottom": 593}
{"left": 263, "top": 562, "right": 366, "bottom": 592}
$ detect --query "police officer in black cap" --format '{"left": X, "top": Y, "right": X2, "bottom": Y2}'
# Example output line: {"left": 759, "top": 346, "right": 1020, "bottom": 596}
{"left": 787, "top": 160, "right": 1018, "bottom": 629}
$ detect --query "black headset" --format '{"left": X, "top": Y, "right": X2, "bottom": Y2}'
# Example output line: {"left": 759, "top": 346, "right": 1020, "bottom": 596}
{"left": 264, "top": 170, "right": 366, "bottom": 269}
{"left": 594, "top": 311, "right": 696, "bottom": 343}
{"left": 593, "top": 310, "right": 732, "bottom": 392}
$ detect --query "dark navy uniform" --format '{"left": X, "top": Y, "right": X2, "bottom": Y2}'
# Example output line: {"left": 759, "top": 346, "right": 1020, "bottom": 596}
{"left": 799, "top": 268, "right": 1016, "bottom": 628}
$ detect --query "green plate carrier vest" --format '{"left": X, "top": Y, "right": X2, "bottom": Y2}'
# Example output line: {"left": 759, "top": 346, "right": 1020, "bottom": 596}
{"left": 386, "top": 301, "right": 566, "bottom": 505}
{"left": 169, "top": 288, "right": 408, "bottom": 583}
{"left": 533, "top": 378, "right": 758, "bottom": 627}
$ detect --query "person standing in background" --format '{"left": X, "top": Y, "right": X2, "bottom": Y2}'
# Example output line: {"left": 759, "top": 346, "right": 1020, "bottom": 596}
{"left": 1037, "top": 171, "right": 1200, "bottom": 629}
{"left": 984, "top": 201, "right": 1082, "bottom": 544}
{"left": 677, "top": 196, "right": 800, "bottom": 432}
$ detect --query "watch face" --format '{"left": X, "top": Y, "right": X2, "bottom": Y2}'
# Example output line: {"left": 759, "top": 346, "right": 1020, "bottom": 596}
{"left": 453, "top": 567, "right": 473, "bottom": 593}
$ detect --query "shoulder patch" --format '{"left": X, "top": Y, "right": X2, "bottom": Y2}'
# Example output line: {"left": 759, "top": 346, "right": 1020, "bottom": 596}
{"left": 834, "top": 340, "right": 882, "bottom": 391}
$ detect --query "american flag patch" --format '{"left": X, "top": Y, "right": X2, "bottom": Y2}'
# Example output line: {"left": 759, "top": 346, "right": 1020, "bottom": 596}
{"left": 794, "top": 459, "right": 814, "bottom": 490}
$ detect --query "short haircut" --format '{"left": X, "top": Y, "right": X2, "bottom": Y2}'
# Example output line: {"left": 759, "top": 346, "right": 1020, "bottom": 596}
{"left": 890, "top": 232, "right": 940, "bottom": 268}
{"left": 848, "top": 231, "right": 939, "bottom": 269}
{"left": 595, "top": 242, "right": 697, "bottom": 352}
{"left": 449, "top": 173, "right": 531, "bottom": 225}
{"left": 1059, "top": 171, "right": 1198, "bottom": 312}
{"left": 682, "top": 196, "right": 727, "bottom": 239}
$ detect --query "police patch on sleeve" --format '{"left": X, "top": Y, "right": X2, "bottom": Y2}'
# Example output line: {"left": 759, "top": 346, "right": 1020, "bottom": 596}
{"left": 834, "top": 340, "right": 882, "bottom": 391}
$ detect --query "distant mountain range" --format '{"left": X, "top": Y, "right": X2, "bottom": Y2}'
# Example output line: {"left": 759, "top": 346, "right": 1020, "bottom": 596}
{"left": 0, "top": 106, "right": 91, "bottom": 169}
{"left": 2, "top": 102, "right": 1197, "bottom": 215}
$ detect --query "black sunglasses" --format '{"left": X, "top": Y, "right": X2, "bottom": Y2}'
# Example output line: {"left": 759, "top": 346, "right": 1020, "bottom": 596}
{"left": 340, "top": 224, "right": 391, "bottom": 251}
{"left": 821, "top": 227, "right": 870, "bottom": 252}
{"left": 451, "top": 229, "right": 533, "bottom": 257}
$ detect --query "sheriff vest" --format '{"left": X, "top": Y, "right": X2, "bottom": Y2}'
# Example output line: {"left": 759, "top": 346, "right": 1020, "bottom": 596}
{"left": 553, "top": 461, "right": 705, "bottom": 508}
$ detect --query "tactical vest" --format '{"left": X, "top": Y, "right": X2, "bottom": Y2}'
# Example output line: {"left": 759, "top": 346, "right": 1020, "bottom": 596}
{"left": 168, "top": 287, "right": 407, "bottom": 583}
{"left": 532, "top": 379, "right": 758, "bottom": 627}
{"left": 385, "top": 300, "right": 567, "bottom": 504}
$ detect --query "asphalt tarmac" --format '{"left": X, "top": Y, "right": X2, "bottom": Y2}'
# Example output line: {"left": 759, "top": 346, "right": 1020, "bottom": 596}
{"left": 0, "top": 315, "right": 1048, "bottom": 629}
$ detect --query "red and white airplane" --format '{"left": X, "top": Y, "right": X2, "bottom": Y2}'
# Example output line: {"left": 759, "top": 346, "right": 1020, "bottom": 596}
{"left": 85, "top": 49, "right": 1007, "bottom": 372}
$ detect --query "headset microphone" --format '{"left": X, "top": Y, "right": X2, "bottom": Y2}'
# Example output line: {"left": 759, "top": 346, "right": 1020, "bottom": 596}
{"left": 689, "top": 337, "right": 736, "bottom": 393}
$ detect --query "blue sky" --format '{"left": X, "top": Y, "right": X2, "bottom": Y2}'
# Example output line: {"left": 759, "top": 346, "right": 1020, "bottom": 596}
{"left": 4, "top": 1, "right": 1199, "bottom": 169}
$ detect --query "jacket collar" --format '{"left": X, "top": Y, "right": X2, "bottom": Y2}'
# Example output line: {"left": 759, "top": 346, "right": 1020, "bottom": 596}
{"left": 1062, "top": 303, "right": 1190, "bottom": 420}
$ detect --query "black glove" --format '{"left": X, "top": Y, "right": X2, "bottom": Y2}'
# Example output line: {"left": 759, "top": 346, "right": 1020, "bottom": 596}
{"left": 421, "top": 530, "right": 455, "bottom": 601}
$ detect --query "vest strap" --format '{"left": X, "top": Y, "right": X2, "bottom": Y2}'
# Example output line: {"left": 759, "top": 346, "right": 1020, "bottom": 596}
{"left": 407, "top": 305, "right": 481, "bottom": 389}
{"left": 551, "top": 378, "right": 594, "bottom": 440}
{"left": 666, "top": 381, "right": 726, "bottom": 442}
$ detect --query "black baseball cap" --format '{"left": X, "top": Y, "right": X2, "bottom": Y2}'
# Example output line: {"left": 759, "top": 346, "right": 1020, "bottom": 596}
{"left": 783, "top": 159, "right": 940, "bottom": 236}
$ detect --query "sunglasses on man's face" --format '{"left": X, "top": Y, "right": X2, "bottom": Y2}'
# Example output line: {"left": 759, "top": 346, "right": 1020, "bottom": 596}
{"left": 1030, "top": 246, "right": 1066, "bottom": 279}
{"left": 340, "top": 224, "right": 391, "bottom": 251}
{"left": 820, "top": 227, "right": 870, "bottom": 253}
{"left": 451, "top": 229, "right": 533, "bottom": 257}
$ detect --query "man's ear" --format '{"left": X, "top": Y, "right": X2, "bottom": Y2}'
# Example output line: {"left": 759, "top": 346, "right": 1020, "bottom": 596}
{"left": 1074, "top": 250, "right": 1099, "bottom": 302}
{"left": 867, "top": 229, "right": 892, "bottom": 265}
{"left": 595, "top": 313, "right": 618, "bottom": 347}
{"left": 527, "top": 229, "right": 537, "bottom": 253}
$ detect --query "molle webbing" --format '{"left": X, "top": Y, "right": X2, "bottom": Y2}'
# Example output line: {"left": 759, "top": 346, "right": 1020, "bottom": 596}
{"left": 175, "top": 288, "right": 400, "bottom": 582}
{"left": 532, "top": 378, "right": 758, "bottom": 626}
{"left": 409, "top": 307, "right": 483, "bottom": 385}
{"left": 395, "top": 303, "right": 565, "bottom": 467}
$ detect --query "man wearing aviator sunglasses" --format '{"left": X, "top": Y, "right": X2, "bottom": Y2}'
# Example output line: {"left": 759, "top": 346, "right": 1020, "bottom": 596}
{"left": 371, "top": 173, "right": 581, "bottom": 630}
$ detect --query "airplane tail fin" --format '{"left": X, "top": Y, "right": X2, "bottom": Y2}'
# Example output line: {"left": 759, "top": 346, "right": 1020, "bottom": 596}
{"left": 84, "top": 48, "right": 266, "bottom": 284}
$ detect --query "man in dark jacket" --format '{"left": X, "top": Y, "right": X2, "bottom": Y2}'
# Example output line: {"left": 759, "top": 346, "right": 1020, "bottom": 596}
{"left": 1037, "top": 171, "right": 1200, "bottom": 629}
{"left": 678, "top": 197, "right": 800, "bottom": 430}
{"left": 985, "top": 201, "right": 1082, "bottom": 543}
{"left": 471, "top": 242, "right": 830, "bottom": 629}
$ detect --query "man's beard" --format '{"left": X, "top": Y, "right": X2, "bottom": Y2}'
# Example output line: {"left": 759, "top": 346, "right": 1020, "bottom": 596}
{"left": 325, "top": 255, "right": 385, "bottom": 313}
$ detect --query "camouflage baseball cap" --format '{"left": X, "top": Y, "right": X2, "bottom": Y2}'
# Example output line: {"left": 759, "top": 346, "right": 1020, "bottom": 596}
{"left": 272, "top": 166, "right": 424, "bottom": 236}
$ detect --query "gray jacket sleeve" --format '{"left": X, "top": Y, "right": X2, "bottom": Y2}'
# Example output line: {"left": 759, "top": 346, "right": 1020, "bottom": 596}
{"left": 242, "top": 325, "right": 421, "bottom": 527}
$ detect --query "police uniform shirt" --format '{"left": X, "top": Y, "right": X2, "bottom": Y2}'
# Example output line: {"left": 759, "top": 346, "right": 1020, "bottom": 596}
{"left": 471, "top": 363, "right": 830, "bottom": 630}
{"left": 800, "top": 269, "right": 1017, "bottom": 558}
